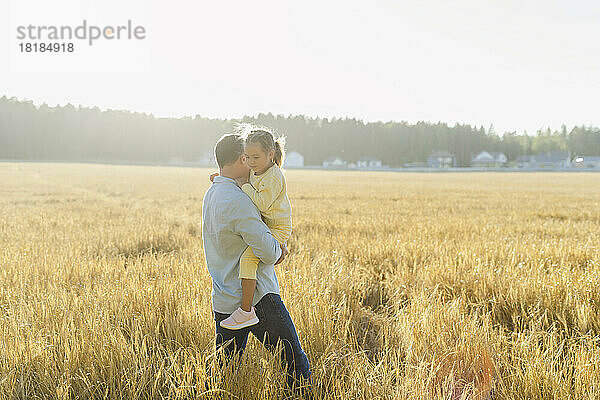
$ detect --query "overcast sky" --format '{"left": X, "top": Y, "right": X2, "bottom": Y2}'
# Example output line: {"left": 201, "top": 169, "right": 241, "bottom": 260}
{"left": 1, "top": 0, "right": 599, "bottom": 135}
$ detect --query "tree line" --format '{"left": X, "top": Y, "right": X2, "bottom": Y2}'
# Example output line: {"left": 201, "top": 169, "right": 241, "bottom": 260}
{"left": 1, "top": 96, "right": 599, "bottom": 167}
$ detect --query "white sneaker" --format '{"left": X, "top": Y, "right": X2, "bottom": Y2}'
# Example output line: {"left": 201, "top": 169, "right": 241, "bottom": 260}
{"left": 219, "top": 306, "right": 259, "bottom": 330}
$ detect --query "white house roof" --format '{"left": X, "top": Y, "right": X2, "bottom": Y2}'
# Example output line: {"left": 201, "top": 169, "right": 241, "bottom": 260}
{"left": 473, "top": 151, "right": 494, "bottom": 162}
{"left": 473, "top": 151, "right": 507, "bottom": 162}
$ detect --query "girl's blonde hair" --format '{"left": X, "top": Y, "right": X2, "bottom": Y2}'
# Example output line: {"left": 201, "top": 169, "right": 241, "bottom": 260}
{"left": 235, "top": 123, "right": 286, "bottom": 167}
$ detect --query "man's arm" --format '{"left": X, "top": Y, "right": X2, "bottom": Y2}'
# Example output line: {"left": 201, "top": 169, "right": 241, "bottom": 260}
{"left": 230, "top": 199, "right": 282, "bottom": 265}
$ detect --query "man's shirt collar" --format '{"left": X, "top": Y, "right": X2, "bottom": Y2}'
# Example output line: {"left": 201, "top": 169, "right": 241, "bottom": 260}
{"left": 213, "top": 175, "right": 237, "bottom": 185}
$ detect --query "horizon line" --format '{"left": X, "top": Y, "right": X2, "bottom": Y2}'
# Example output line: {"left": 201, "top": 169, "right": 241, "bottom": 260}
{"left": 2, "top": 93, "right": 597, "bottom": 137}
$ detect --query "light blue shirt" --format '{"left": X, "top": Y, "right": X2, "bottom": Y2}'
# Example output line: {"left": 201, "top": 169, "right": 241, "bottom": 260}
{"left": 202, "top": 175, "right": 282, "bottom": 314}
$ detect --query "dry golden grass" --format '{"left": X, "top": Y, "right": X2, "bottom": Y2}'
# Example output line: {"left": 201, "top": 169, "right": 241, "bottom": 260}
{"left": 1, "top": 162, "right": 599, "bottom": 399}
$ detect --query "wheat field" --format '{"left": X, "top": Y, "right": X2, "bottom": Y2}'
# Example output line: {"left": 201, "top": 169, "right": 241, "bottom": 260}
{"left": 1, "top": 162, "right": 599, "bottom": 399}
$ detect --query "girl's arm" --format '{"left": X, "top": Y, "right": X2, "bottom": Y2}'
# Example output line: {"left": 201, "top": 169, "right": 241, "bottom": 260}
{"left": 241, "top": 175, "right": 283, "bottom": 212}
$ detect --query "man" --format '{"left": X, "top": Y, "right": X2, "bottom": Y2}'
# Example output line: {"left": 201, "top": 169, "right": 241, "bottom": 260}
{"left": 201, "top": 133, "right": 312, "bottom": 395}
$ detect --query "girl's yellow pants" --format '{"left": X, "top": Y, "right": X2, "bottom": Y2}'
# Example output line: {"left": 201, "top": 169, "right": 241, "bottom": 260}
{"left": 239, "top": 223, "right": 292, "bottom": 279}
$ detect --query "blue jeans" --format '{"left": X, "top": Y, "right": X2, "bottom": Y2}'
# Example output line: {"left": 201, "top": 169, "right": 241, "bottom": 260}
{"left": 213, "top": 293, "right": 312, "bottom": 395}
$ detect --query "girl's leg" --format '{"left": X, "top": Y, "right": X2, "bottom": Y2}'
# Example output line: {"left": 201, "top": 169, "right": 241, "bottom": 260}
{"left": 219, "top": 247, "right": 260, "bottom": 330}
{"left": 239, "top": 246, "right": 260, "bottom": 310}
{"left": 237, "top": 223, "right": 292, "bottom": 313}
{"left": 240, "top": 278, "right": 256, "bottom": 312}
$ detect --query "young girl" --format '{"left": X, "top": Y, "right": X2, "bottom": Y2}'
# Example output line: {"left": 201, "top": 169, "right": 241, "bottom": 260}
{"left": 212, "top": 125, "right": 292, "bottom": 330}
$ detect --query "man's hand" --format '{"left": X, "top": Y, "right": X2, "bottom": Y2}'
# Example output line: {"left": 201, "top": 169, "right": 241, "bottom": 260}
{"left": 274, "top": 243, "right": 288, "bottom": 265}
{"left": 209, "top": 172, "right": 219, "bottom": 182}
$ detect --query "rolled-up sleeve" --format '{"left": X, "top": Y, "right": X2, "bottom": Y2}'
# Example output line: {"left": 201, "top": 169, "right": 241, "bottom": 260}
{"left": 229, "top": 198, "right": 282, "bottom": 265}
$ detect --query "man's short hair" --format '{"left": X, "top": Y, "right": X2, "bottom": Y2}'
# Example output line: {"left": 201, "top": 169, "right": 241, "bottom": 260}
{"left": 214, "top": 133, "right": 245, "bottom": 168}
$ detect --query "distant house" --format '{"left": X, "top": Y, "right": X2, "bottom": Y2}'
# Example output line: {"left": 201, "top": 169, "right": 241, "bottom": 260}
{"left": 427, "top": 150, "right": 456, "bottom": 168}
{"left": 516, "top": 151, "right": 571, "bottom": 169}
{"left": 491, "top": 152, "right": 508, "bottom": 164}
{"left": 356, "top": 156, "right": 382, "bottom": 169}
{"left": 471, "top": 151, "right": 507, "bottom": 167}
{"left": 572, "top": 155, "right": 600, "bottom": 169}
{"left": 323, "top": 156, "right": 346, "bottom": 168}
{"left": 284, "top": 150, "right": 304, "bottom": 168}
